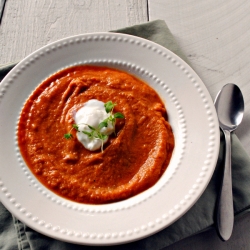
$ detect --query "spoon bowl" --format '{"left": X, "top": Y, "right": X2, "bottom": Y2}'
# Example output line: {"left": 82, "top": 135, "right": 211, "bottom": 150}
{"left": 215, "top": 84, "right": 244, "bottom": 131}
{"left": 214, "top": 83, "right": 244, "bottom": 241}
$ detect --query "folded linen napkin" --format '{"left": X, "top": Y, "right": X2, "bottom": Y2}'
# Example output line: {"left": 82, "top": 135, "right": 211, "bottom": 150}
{"left": 1, "top": 20, "right": 250, "bottom": 250}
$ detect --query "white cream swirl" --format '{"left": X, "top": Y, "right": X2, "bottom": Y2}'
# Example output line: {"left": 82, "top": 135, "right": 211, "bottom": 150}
{"left": 74, "top": 99, "right": 114, "bottom": 151}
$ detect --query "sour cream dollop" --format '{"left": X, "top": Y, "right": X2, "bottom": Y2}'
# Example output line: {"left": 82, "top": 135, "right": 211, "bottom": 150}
{"left": 74, "top": 99, "right": 114, "bottom": 151}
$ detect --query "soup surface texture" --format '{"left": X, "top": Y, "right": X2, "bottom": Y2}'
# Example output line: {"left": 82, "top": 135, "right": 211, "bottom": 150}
{"left": 18, "top": 65, "right": 174, "bottom": 204}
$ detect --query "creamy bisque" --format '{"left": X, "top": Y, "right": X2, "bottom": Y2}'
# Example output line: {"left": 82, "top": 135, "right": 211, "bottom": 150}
{"left": 18, "top": 65, "right": 174, "bottom": 204}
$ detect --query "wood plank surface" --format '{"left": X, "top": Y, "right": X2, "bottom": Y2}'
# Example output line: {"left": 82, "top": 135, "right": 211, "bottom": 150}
{"left": 0, "top": 0, "right": 147, "bottom": 64}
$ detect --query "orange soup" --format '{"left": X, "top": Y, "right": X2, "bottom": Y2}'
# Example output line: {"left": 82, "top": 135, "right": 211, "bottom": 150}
{"left": 18, "top": 65, "right": 174, "bottom": 204}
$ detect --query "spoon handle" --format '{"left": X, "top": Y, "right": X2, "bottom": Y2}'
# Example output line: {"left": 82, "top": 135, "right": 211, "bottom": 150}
{"left": 216, "top": 129, "right": 234, "bottom": 241}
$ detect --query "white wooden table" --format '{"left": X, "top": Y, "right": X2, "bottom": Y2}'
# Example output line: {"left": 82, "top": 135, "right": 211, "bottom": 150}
{"left": 1, "top": 1, "right": 250, "bottom": 249}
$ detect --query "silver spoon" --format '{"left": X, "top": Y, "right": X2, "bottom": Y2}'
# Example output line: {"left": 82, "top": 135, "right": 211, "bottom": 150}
{"left": 214, "top": 83, "right": 244, "bottom": 241}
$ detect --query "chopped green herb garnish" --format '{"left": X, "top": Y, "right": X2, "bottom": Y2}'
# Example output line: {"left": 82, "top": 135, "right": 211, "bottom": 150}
{"left": 114, "top": 112, "right": 124, "bottom": 119}
{"left": 104, "top": 101, "right": 116, "bottom": 113}
{"left": 72, "top": 124, "right": 79, "bottom": 131}
{"left": 64, "top": 133, "right": 73, "bottom": 139}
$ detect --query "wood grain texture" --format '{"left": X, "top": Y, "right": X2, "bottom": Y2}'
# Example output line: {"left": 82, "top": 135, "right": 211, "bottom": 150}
{"left": 0, "top": 0, "right": 147, "bottom": 64}
{"left": 149, "top": 0, "right": 250, "bottom": 156}
{"left": 0, "top": 0, "right": 7, "bottom": 24}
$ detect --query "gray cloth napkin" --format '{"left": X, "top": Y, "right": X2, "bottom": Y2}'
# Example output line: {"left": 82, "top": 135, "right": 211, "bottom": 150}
{"left": 1, "top": 19, "right": 250, "bottom": 250}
